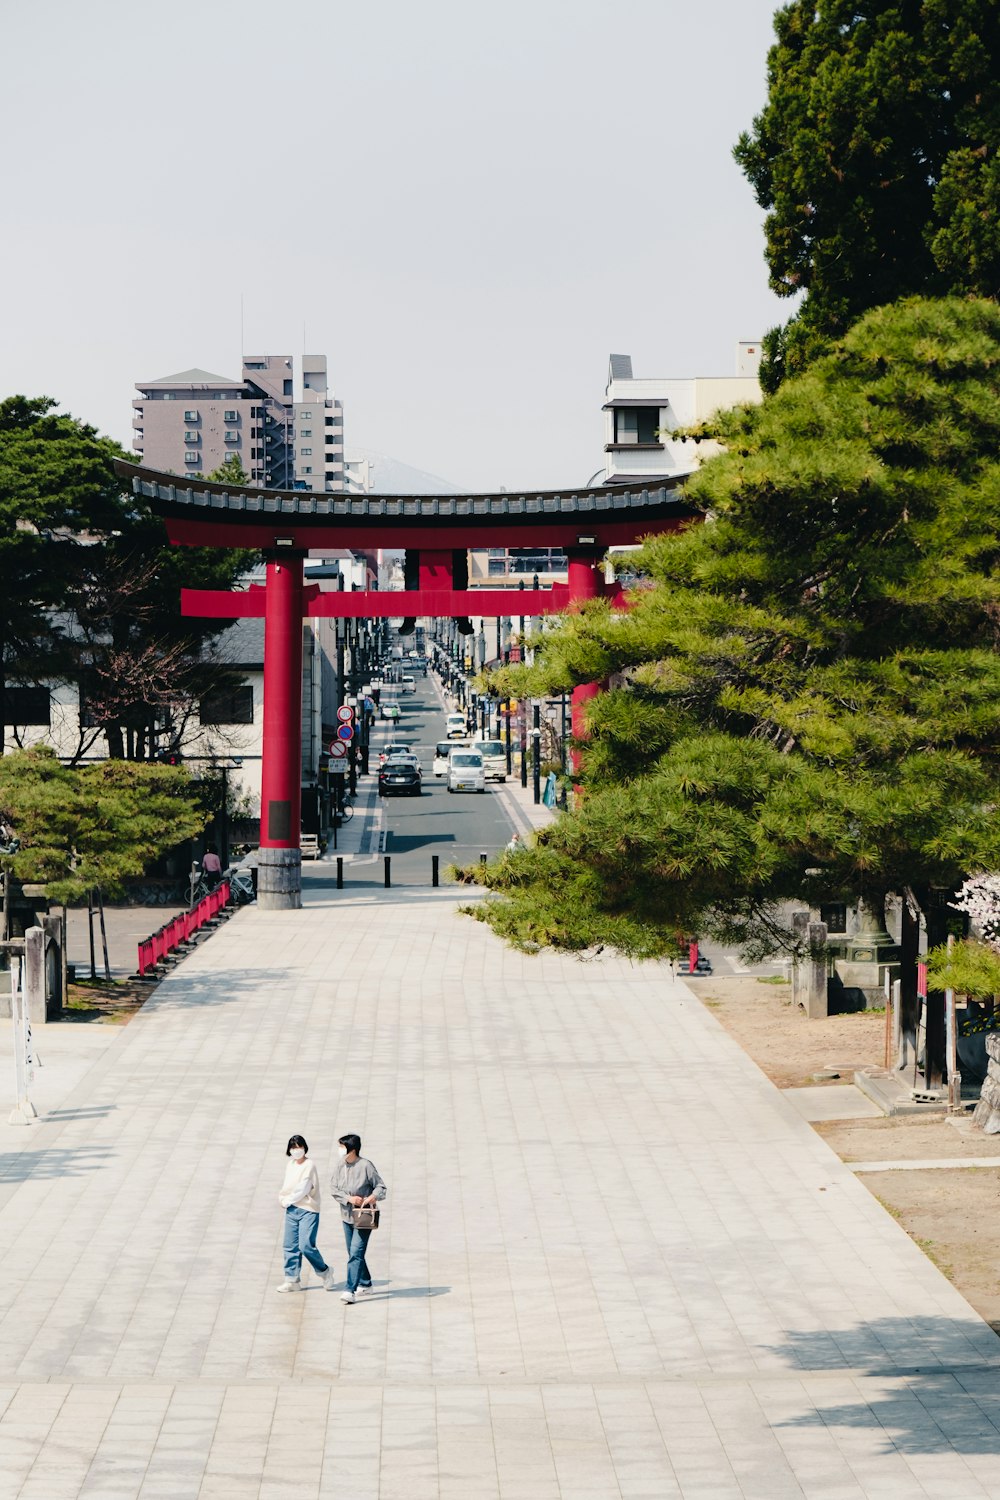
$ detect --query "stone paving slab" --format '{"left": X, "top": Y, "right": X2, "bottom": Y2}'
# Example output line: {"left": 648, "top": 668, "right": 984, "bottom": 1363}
{"left": 780, "top": 1086, "right": 883, "bottom": 1123}
{"left": 0, "top": 886, "right": 998, "bottom": 1496}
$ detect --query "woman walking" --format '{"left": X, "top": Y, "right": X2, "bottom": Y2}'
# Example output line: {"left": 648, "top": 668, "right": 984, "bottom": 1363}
{"left": 330, "top": 1133, "right": 387, "bottom": 1303}
{"left": 276, "top": 1135, "right": 335, "bottom": 1292}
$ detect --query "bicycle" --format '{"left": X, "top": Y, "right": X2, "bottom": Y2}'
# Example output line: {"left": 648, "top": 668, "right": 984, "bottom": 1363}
{"left": 336, "top": 802, "right": 354, "bottom": 824}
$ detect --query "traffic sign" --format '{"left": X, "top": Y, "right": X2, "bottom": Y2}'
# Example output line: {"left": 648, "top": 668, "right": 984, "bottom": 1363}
{"left": 337, "top": 724, "right": 354, "bottom": 742}
{"left": 329, "top": 761, "right": 347, "bottom": 775}
{"left": 329, "top": 741, "right": 348, "bottom": 758}
{"left": 337, "top": 705, "right": 354, "bottom": 723}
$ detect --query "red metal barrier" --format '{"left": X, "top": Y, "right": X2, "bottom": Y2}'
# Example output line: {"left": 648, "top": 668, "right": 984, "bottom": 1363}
{"left": 136, "top": 880, "right": 232, "bottom": 975}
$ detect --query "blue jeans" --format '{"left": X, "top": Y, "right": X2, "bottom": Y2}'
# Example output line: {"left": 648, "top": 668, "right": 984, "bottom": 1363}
{"left": 283, "top": 1208, "right": 329, "bottom": 1280}
{"left": 342, "top": 1220, "right": 373, "bottom": 1292}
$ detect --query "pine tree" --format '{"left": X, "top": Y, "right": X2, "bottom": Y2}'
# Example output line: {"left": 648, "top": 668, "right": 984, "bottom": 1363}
{"left": 469, "top": 298, "right": 1000, "bottom": 958}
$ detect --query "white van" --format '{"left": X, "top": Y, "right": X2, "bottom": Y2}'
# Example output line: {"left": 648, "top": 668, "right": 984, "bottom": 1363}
{"left": 447, "top": 749, "right": 485, "bottom": 793}
{"left": 446, "top": 713, "right": 467, "bottom": 739}
{"left": 473, "top": 738, "right": 506, "bottom": 782}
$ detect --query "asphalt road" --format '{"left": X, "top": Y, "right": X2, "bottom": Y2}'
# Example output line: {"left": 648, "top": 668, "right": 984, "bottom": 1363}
{"left": 343, "top": 673, "right": 516, "bottom": 888}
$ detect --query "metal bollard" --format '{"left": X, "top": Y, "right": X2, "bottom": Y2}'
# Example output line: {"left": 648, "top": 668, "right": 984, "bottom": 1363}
{"left": 384, "top": 855, "right": 391, "bottom": 888}
{"left": 336, "top": 857, "right": 344, "bottom": 890}
{"left": 480, "top": 851, "right": 488, "bottom": 866}
{"left": 432, "top": 854, "right": 439, "bottom": 887}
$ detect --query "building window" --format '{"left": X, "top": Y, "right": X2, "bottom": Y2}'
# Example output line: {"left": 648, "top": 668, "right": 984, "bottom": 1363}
{"left": 2, "top": 686, "right": 50, "bottom": 726}
{"left": 184, "top": 430, "right": 199, "bottom": 444}
{"left": 300, "top": 428, "right": 312, "bottom": 437}
{"left": 224, "top": 409, "right": 239, "bottom": 422}
{"left": 225, "top": 430, "right": 240, "bottom": 443}
{"left": 184, "top": 409, "right": 199, "bottom": 423}
{"left": 184, "top": 452, "right": 201, "bottom": 465}
{"left": 301, "top": 466, "right": 312, "bottom": 474}
{"left": 613, "top": 407, "right": 660, "bottom": 444}
{"left": 283, "top": 379, "right": 293, "bottom": 396}
{"left": 300, "top": 447, "right": 312, "bottom": 455}
{"left": 199, "top": 686, "right": 254, "bottom": 725}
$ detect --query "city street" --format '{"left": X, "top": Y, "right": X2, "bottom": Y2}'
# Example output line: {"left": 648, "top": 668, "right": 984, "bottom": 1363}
{"left": 310, "top": 672, "right": 531, "bottom": 892}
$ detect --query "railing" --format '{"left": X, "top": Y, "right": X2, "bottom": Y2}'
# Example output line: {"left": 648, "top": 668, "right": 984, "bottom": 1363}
{"left": 137, "top": 880, "right": 231, "bottom": 977}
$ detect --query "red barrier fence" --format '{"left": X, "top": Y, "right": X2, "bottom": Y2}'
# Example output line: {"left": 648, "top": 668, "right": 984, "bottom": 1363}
{"left": 137, "top": 880, "right": 231, "bottom": 977}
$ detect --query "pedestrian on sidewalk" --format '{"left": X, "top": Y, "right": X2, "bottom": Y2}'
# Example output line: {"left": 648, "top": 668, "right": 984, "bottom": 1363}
{"left": 276, "top": 1135, "right": 335, "bottom": 1293}
{"left": 330, "top": 1133, "right": 387, "bottom": 1303}
{"left": 505, "top": 832, "right": 522, "bottom": 853}
{"left": 202, "top": 844, "right": 223, "bottom": 888}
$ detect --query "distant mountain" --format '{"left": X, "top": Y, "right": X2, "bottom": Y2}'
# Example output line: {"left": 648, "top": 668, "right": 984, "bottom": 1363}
{"left": 346, "top": 448, "right": 461, "bottom": 495}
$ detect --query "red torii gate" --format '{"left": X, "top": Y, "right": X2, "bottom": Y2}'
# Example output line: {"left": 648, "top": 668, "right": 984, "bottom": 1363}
{"left": 115, "top": 461, "right": 690, "bottom": 907}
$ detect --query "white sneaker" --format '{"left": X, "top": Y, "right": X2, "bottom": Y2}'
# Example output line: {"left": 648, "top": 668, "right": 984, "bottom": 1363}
{"left": 356, "top": 1285, "right": 372, "bottom": 1296}
{"left": 319, "top": 1268, "right": 336, "bottom": 1289}
{"left": 340, "top": 1290, "right": 355, "bottom": 1304}
{"left": 276, "top": 1279, "right": 301, "bottom": 1293}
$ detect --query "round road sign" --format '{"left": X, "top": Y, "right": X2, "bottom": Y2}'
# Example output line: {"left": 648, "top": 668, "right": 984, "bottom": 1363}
{"left": 337, "top": 724, "right": 354, "bottom": 741}
{"left": 337, "top": 705, "right": 354, "bottom": 722}
{"left": 329, "top": 741, "right": 348, "bottom": 758}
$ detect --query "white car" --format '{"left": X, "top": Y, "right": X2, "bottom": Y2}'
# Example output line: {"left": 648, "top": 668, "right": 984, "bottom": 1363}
{"left": 473, "top": 738, "right": 506, "bottom": 781}
{"left": 378, "top": 741, "right": 413, "bottom": 766}
{"left": 446, "top": 713, "right": 468, "bottom": 739}
{"left": 432, "top": 740, "right": 457, "bottom": 777}
{"left": 448, "top": 749, "right": 486, "bottom": 794}
{"left": 401, "top": 674, "right": 416, "bottom": 694}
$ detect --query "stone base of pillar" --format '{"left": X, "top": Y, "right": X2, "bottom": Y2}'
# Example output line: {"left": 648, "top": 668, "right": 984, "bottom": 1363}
{"left": 257, "top": 847, "right": 302, "bottom": 911}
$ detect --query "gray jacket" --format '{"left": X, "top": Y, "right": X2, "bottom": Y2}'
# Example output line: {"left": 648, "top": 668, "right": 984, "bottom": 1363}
{"left": 330, "top": 1156, "right": 387, "bottom": 1223}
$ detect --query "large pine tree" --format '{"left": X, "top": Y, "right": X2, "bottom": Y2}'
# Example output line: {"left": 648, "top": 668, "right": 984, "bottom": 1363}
{"left": 469, "top": 298, "right": 1000, "bottom": 958}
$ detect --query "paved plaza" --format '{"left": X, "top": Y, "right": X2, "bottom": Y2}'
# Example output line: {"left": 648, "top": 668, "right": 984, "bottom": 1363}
{"left": 2, "top": 884, "right": 1000, "bottom": 1498}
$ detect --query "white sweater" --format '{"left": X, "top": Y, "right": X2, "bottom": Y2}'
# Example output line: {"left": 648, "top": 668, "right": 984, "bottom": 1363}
{"left": 279, "top": 1158, "right": 320, "bottom": 1212}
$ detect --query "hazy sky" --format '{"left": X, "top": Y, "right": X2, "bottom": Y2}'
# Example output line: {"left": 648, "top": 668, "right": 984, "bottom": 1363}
{"left": 2, "top": 0, "right": 789, "bottom": 492}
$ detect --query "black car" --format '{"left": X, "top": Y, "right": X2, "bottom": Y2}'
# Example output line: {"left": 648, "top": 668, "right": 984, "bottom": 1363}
{"left": 378, "top": 760, "right": 421, "bottom": 797}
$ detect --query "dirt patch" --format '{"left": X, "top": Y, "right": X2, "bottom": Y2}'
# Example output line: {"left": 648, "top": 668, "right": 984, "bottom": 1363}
{"left": 691, "top": 972, "right": 1000, "bottom": 1337}
{"left": 865, "top": 1169, "right": 1000, "bottom": 1334}
{"left": 688, "top": 974, "right": 886, "bottom": 1087}
{"left": 64, "top": 977, "right": 158, "bottom": 1025}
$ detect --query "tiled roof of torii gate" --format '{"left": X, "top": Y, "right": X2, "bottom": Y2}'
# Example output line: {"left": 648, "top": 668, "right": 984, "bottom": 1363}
{"left": 114, "top": 460, "right": 690, "bottom": 535}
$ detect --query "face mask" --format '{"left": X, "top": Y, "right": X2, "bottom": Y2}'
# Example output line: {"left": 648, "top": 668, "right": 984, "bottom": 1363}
{"left": 290, "top": 1148, "right": 305, "bottom": 1161}
{"left": 338, "top": 1146, "right": 348, "bottom": 1158}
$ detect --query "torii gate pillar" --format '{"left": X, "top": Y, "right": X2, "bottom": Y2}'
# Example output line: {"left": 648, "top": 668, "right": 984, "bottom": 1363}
{"left": 258, "top": 553, "right": 304, "bottom": 910}
{"left": 567, "top": 549, "right": 604, "bottom": 768}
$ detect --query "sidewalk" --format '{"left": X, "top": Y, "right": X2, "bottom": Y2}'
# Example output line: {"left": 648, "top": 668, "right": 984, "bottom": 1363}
{"left": 1, "top": 885, "right": 999, "bottom": 1497}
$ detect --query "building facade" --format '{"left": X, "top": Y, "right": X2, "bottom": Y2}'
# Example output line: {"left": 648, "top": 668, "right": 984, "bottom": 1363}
{"left": 603, "top": 345, "right": 763, "bottom": 484}
{"left": 132, "top": 354, "right": 345, "bottom": 490}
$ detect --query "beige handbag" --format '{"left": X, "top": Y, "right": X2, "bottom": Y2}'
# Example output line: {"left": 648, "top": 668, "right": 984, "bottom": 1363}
{"left": 351, "top": 1204, "right": 380, "bottom": 1231}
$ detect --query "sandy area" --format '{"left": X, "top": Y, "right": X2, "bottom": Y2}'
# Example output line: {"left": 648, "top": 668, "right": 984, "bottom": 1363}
{"left": 689, "top": 972, "right": 1000, "bottom": 1338}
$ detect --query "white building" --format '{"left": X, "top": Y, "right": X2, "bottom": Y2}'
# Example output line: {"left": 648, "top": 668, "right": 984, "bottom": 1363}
{"left": 603, "top": 344, "right": 763, "bottom": 485}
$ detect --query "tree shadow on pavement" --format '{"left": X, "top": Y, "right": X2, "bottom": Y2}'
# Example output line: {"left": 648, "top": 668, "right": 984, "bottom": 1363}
{"left": 148, "top": 967, "right": 293, "bottom": 1011}
{"left": 0, "top": 1146, "right": 113, "bottom": 1181}
{"left": 762, "top": 1317, "right": 1000, "bottom": 1456}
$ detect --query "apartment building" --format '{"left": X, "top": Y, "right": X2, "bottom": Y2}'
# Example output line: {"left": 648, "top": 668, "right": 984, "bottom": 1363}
{"left": 132, "top": 353, "right": 345, "bottom": 490}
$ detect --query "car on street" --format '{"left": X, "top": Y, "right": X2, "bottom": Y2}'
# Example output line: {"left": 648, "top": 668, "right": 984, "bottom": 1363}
{"left": 472, "top": 738, "right": 506, "bottom": 781}
{"left": 378, "top": 740, "right": 413, "bottom": 766}
{"left": 446, "top": 713, "right": 468, "bottom": 739}
{"left": 447, "top": 749, "right": 486, "bottom": 794}
{"left": 433, "top": 740, "right": 462, "bottom": 776}
{"left": 381, "top": 700, "right": 401, "bottom": 721}
{"left": 401, "top": 674, "right": 416, "bottom": 693}
{"left": 379, "top": 759, "right": 422, "bottom": 797}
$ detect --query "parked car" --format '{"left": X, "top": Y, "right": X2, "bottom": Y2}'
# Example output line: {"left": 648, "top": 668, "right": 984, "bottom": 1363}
{"left": 300, "top": 833, "right": 322, "bottom": 860}
{"left": 447, "top": 749, "right": 486, "bottom": 794}
{"left": 473, "top": 738, "right": 506, "bottom": 781}
{"left": 378, "top": 741, "right": 413, "bottom": 766}
{"left": 379, "top": 760, "right": 422, "bottom": 797}
{"left": 446, "top": 713, "right": 467, "bottom": 739}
